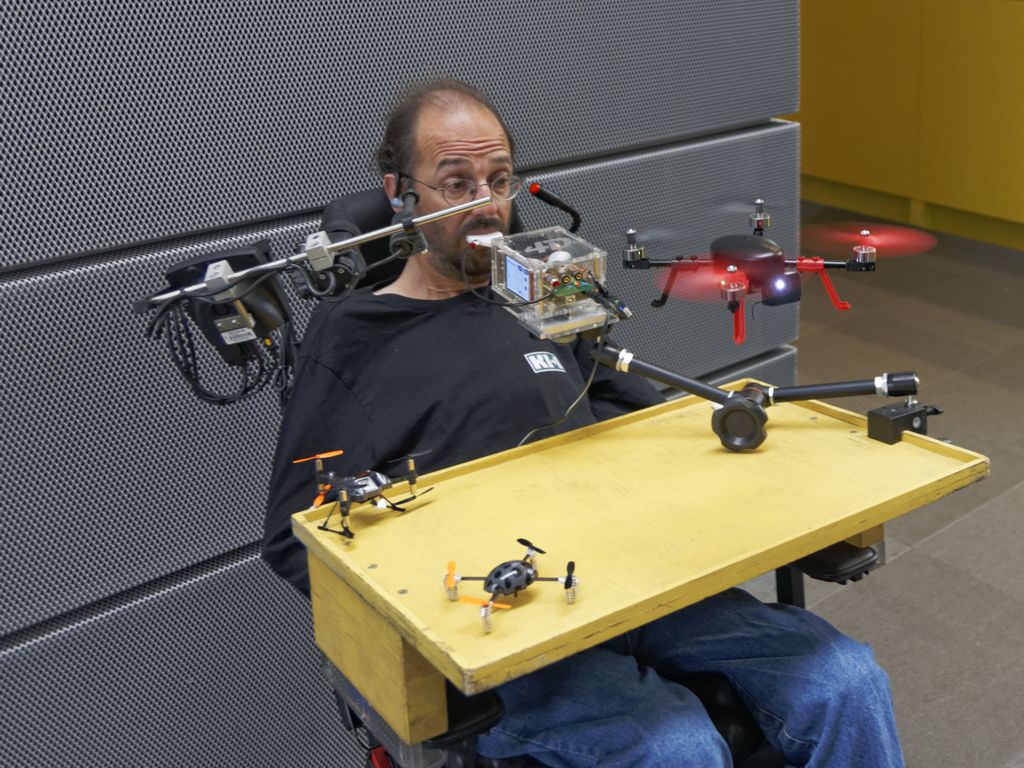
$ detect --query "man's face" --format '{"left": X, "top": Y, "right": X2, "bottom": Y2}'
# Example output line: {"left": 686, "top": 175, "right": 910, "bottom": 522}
{"left": 404, "top": 100, "right": 514, "bottom": 283}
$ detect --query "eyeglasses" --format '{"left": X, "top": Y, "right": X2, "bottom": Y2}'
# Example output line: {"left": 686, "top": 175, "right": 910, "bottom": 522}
{"left": 400, "top": 172, "right": 522, "bottom": 206}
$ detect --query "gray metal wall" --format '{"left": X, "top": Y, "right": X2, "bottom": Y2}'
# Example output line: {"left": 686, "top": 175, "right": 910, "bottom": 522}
{"left": 1, "top": 1, "right": 800, "bottom": 765}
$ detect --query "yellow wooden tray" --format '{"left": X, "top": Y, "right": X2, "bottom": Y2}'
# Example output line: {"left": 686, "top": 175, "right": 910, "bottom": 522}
{"left": 293, "top": 384, "right": 988, "bottom": 741}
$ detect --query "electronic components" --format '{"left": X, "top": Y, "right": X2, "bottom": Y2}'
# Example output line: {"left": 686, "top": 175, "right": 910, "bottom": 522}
{"left": 490, "top": 226, "right": 617, "bottom": 341}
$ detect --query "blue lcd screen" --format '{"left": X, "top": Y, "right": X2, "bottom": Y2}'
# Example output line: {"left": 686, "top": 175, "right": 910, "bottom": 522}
{"left": 505, "top": 256, "right": 532, "bottom": 300}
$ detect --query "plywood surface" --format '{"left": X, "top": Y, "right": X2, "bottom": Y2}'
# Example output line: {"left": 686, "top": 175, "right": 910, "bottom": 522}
{"left": 295, "top": 387, "right": 988, "bottom": 695}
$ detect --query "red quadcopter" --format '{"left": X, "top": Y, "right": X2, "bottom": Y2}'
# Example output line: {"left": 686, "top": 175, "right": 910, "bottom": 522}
{"left": 622, "top": 200, "right": 933, "bottom": 344}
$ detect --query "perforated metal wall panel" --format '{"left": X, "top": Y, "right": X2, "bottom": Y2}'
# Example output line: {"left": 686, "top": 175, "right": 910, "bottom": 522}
{"left": 527, "top": 121, "right": 801, "bottom": 377}
{"left": 0, "top": 217, "right": 319, "bottom": 635}
{"left": 0, "top": 552, "right": 362, "bottom": 768}
{"left": 5, "top": 2, "right": 801, "bottom": 763}
{"left": 0, "top": 367, "right": 801, "bottom": 768}
{"left": 1, "top": 0, "right": 798, "bottom": 269}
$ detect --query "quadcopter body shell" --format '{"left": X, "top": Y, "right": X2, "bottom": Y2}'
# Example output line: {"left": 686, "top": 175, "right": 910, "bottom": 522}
{"left": 710, "top": 234, "right": 786, "bottom": 290}
{"left": 339, "top": 470, "right": 394, "bottom": 503}
{"left": 483, "top": 559, "right": 538, "bottom": 597}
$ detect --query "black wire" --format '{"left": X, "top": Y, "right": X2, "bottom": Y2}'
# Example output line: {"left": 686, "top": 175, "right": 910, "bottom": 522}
{"left": 153, "top": 299, "right": 279, "bottom": 406}
{"left": 143, "top": 253, "right": 356, "bottom": 408}
{"left": 451, "top": 242, "right": 615, "bottom": 444}
{"left": 272, "top": 321, "right": 297, "bottom": 410}
{"left": 516, "top": 318, "right": 612, "bottom": 447}
{"left": 175, "top": 268, "right": 287, "bottom": 305}
{"left": 288, "top": 263, "right": 358, "bottom": 304}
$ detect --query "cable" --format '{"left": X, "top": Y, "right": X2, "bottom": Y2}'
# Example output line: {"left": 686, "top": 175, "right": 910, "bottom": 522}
{"left": 516, "top": 319, "right": 611, "bottom": 447}
{"left": 287, "top": 263, "right": 359, "bottom": 304}
{"left": 150, "top": 299, "right": 280, "bottom": 406}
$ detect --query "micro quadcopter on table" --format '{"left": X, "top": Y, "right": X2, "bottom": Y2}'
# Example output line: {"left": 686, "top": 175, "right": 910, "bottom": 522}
{"left": 443, "top": 538, "right": 578, "bottom": 634}
{"left": 291, "top": 450, "right": 432, "bottom": 540}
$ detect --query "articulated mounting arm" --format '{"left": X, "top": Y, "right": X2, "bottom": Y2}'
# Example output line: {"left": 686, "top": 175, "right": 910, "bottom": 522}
{"left": 591, "top": 343, "right": 917, "bottom": 451}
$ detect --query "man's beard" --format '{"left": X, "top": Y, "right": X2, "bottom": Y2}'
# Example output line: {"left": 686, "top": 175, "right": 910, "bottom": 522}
{"left": 424, "top": 215, "right": 507, "bottom": 284}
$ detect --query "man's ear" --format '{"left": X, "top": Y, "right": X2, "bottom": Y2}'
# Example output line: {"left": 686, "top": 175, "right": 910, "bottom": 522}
{"left": 383, "top": 174, "right": 401, "bottom": 211}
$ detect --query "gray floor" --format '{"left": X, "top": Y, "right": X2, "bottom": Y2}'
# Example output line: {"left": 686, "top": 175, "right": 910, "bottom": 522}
{"left": 745, "top": 202, "right": 1024, "bottom": 767}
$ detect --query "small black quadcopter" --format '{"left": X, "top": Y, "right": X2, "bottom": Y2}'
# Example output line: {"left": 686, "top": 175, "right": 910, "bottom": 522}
{"left": 292, "top": 450, "right": 432, "bottom": 540}
{"left": 444, "top": 538, "right": 578, "bottom": 634}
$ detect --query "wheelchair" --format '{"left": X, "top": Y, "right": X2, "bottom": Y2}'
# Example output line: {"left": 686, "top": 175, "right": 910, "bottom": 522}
{"left": 315, "top": 189, "right": 886, "bottom": 768}
{"left": 327, "top": 657, "right": 791, "bottom": 768}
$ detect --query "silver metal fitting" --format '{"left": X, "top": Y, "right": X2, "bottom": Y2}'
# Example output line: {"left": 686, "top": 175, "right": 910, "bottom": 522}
{"left": 749, "top": 198, "right": 771, "bottom": 230}
{"left": 303, "top": 231, "right": 335, "bottom": 273}
{"left": 615, "top": 348, "right": 634, "bottom": 373}
{"left": 623, "top": 228, "right": 646, "bottom": 264}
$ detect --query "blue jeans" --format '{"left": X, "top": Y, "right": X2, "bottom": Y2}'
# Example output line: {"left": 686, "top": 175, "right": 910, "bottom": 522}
{"left": 476, "top": 588, "right": 903, "bottom": 768}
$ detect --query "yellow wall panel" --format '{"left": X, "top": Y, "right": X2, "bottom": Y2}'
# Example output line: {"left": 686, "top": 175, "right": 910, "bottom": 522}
{"left": 799, "top": 0, "right": 922, "bottom": 197}
{"left": 918, "top": 0, "right": 1024, "bottom": 224}
{"left": 798, "top": 0, "right": 1024, "bottom": 245}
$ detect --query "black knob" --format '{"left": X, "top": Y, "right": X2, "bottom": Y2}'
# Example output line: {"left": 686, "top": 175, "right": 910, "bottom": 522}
{"left": 711, "top": 396, "right": 769, "bottom": 452}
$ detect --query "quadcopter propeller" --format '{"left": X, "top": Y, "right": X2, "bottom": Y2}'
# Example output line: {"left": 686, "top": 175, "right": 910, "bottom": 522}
{"left": 292, "top": 449, "right": 344, "bottom": 464}
{"left": 446, "top": 560, "right": 457, "bottom": 591}
{"left": 801, "top": 221, "right": 938, "bottom": 258}
{"left": 564, "top": 561, "right": 576, "bottom": 589}
{"left": 709, "top": 196, "right": 788, "bottom": 216}
{"left": 630, "top": 227, "right": 684, "bottom": 248}
{"left": 516, "top": 537, "right": 547, "bottom": 555}
{"left": 382, "top": 449, "right": 433, "bottom": 467}
{"left": 459, "top": 596, "right": 512, "bottom": 609}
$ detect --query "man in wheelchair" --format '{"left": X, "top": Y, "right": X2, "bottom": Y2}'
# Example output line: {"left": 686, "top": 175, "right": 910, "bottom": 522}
{"left": 262, "top": 78, "right": 904, "bottom": 768}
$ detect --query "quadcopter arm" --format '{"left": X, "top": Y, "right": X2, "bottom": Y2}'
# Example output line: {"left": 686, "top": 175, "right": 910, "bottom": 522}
{"left": 784, "top": 258, "right": 849, "bottom": 270}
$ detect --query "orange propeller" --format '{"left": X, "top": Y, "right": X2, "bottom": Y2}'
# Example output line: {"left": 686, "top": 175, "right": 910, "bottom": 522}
{"left": 460, "top": 596, "right": 511, "bottom": 610}
{"left": 292, "top": 449, "right": 345, "bottom": 464}
{"left": 313, "top": 489, "right": 329, "bottom": 507}
{"left": 446, "top": 561, "right": 457, "bottom": 590}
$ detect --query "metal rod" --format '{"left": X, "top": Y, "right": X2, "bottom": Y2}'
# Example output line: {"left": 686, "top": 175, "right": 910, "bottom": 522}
{"left": 144, "top": 196, "right": 493, "bottom": 305}
{"left": 591, "top": 344, "right": 731, "bottom": 405}
{"left": 754, "top": 373, "right": 918, "bottom": 403}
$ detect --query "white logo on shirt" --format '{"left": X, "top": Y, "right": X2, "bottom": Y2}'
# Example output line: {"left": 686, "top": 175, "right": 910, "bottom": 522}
{"left": 524, "top": 352, "right": 566, "bottom": 374}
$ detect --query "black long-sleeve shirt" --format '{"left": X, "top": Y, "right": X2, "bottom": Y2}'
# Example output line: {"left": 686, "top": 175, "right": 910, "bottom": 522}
{"left": 262, "top": 289, "right": 663, "bottom": 596}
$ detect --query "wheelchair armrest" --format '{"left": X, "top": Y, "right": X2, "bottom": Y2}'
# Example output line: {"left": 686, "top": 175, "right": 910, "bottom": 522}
{"left": 793, "top": 540, "right": 882, "bottom": 584}
{"left": 422, "top": 681, "right": 505, "bottom": 749}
